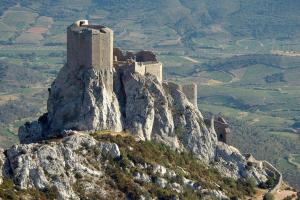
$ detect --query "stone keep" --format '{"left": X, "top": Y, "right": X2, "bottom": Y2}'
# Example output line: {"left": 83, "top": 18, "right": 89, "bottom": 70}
{"left": 67, "top": 20, "right": 114, "bottom": 89}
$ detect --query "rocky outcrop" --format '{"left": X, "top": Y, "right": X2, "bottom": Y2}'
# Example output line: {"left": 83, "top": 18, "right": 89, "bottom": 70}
{"left": 47, "top": 65, "right": 123, "bottom": 135}
{"left": 19, "top": 63, "right": 217, "bottom": 163}
{"left": 5, "top": 133, "right": 98, "bottom": 199}
{"left": 0, "top": 133, "right": 236, "bottom": 199}
{"left": 19, "top": 65, "right": 123, "bottom": 143}
{"left": 214, "top": 142, "right": 268, "bottom": 183}
{"left": 118, "top": 73, "right": 216, "bottom": 162}
{"left": 17, "top": 56, "right": 271, "bottom": 196}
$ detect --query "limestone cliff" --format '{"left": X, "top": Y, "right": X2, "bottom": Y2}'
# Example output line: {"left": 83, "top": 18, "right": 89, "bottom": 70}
{"left": 14, "top": 56, "right": 276, "bottom": 199}
{"left": 19, "top": 62, "right": 217, "bottom": 163}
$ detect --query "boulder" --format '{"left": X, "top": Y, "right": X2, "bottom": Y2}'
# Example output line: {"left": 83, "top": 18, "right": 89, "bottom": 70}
{"left": 99, "top": 142, "right": 121, "bottom": 159}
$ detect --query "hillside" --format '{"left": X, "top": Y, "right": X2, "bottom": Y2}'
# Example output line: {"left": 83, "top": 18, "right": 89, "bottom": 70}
{"left": 0, "top": 0, "right": 299, "bottom": 191}
{"left": 0, "top": 131, "right": 282, "bottom": 200}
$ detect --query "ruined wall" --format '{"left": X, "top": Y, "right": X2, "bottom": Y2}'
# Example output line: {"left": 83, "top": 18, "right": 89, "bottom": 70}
{"left": 214, "top": 117, "right": 230, "bottom": 143}
{"left": 134, "top": 62, "right": 146, "bottom": 75}
{"left": 245, "top": 154, "right": 263, "bottom": 169}
{"left": 144, "top": 62, "right": 162, "bottom": 82}
{"left": 263, "top": 161, "right": 283, "bottom": 194}
{"left": 180, "top": 83, "right": 197, "bottom": 107}
{"left": 116, "top": 61, "right": 162, "bottom": 82}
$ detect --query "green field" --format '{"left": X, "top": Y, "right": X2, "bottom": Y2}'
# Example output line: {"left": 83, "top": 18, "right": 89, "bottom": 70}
{"left": 288, "top": 154, "right": 300, "bottom": 169}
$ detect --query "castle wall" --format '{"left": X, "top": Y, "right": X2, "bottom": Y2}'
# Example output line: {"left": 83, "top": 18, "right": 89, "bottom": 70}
{"left": 262, "top": 161, "right": 283, "bottom": 194}
{"left": 180, "top": 83, "right": 197, "bottom": 107}
{"left": 144, "top": 62, "right": 162, "bottom": 82}
{"left": 134, "top": 62, "right": 146, "bottom": 75}
{"left": 214, "top": 121, "right": 229, "bottom": 143}
{"left": 115, "top": 61, "right": 162, "bottom": 82}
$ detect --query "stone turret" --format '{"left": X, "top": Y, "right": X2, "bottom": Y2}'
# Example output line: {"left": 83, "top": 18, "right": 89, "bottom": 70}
{"left": 67, "top": 20, "right": 114, "bottom": 89}
{"left": 180, "top": 83, "right": 198, "bottom": 107}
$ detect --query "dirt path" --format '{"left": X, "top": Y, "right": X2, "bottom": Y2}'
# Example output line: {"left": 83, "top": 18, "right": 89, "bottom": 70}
{"left": 0, "top": 94, "right": 19, "bottom": 106}
{"left": 226, "top": 68, "right": 247, "bottom": 84}
{"left": 251, "top": 188, "right": 268, "bottom": 200}
{"left": 250, "top": 183, "right": 298, "bottom": 200}
{"left": 182, "top": 56, "right": 199, "bottom": 63}
{"left": 273, "top": 183, "right": 298, "bottom": 200}
{"left": 272, "top": 50, "right": 300, "bottom": 57}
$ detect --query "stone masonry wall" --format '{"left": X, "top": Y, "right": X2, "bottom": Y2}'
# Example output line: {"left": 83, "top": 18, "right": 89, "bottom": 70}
{"left": 134, "top": 62, "right": 146, "bottom": 75}
{"left": 180, "top": 83, "right": 197, "bottom": 107}
{"left": 144, "top": 62, "right": 162, "bottom": 82}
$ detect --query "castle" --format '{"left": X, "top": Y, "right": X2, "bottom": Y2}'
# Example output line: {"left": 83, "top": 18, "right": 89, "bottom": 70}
{"left": 67, "top": 20, "right": 198, "bottom": 107}
{"left": 67, "top": 20, "right": 233, "bottom": 143}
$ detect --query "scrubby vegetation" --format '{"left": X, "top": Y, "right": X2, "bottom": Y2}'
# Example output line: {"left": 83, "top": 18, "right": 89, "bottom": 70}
{"left": 225, "top": 117, "right": 300, "bottom": 190}
{"left": 263, "top": 193, "right": 275, "bottom": 200}
{"left": 90, "top": 132, "right": 256, "bottom": 199}
{"left": 0, "top": 178, "right": 57, "bottom": 200}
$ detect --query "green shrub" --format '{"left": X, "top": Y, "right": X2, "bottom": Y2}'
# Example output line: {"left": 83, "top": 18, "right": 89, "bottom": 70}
{"left": 263, "top": 193, "right": 275, "bottom": 200}
{"left": 106, "top": 165, "right": 143, "bottom": 199}
{"left": 0, "top": 178, "right": 57, "bottom": 200}
{"left": 75, "top": 172, "right": 83, "bottom": 179}
{"left": 283, "top": 195, "right": 293, "bottom": 200}
{"left": 156, "top": 188, "right": 176, "bottom": 200}
{"left": 175, "top": 125, "right": 185, "bottom": 140}
{"left": 246, "top": 177, "right": 257, "bottom": 189}
{"left": 118, "top": 152, "right": 131, "bottom": 168}
{"left": 265, "top": 177, "right": 276, "bottom": 188}
{"left": 41, "top": 186, "right": 58, "bottom": 200}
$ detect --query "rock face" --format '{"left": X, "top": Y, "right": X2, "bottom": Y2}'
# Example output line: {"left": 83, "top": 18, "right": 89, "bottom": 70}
{"left": 19, "top": 66, "right": 123, "bottom": 144}
{"left": 118, "top": 73, "right": 216, "bottom": 162}
{"left": 17, "top": 57, "right": 271, "bottom": 197}
{"left": 47, "top": 66, "right": 123, "bottom": 134}
{"left": 5, "top": 133, "right": 100, "bottom": 199}
{"left": 19, "top": 63, "right": 217, "bottom": 163}
{"left": 214, "top": 142, "right": 268, "bottom": 183}
{"left": 0, "top": 133, "right": 234, "bottom": 199}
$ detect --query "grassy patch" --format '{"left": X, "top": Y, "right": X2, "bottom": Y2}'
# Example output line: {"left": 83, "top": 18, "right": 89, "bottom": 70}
{"left": 15, "top": 33, "right": 43, "bottom": 44}
{"left": 36, "top": 16, "right": 53, "bottom": 27}
{"left": 270, "top": 132, "right": 299, "bottom": 140}
{"left": 205, "top": 71, "right": 232, "bottom": 82}
{"left": 0, "top": 31, "right": 14, "bottom": 41}
{"left": 2, "top": 10, "right": 38, "bottom": 29}
{"left": 287, "top": 154, "right": 300, "bottom": 170}
{"left": 0, "top": 22, "right": 15, "bottom": 32}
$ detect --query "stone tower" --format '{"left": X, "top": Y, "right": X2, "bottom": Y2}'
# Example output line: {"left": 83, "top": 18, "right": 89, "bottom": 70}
{"left": 67, "top": 20, "right": 114, "bottom": 89}
{"left": 180, "top": 83, "right": 198, "bottom": 107}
